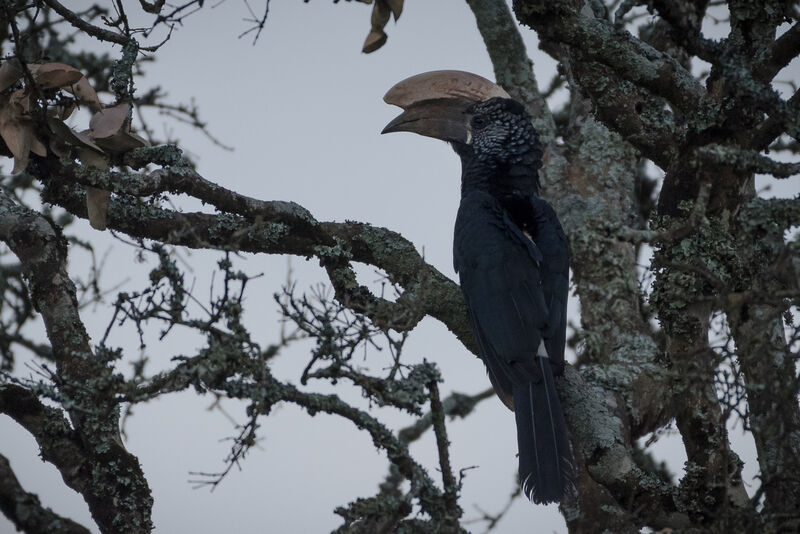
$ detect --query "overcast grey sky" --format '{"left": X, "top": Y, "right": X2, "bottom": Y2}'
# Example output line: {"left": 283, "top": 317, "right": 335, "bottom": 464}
{"left": 2, "top": 1, "right": 793, "bottom": 533}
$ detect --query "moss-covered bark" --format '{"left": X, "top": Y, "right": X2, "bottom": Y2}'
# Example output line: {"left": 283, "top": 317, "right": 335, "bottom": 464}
{"left": 1, "top": 1, "right": 799, "bottom": 532}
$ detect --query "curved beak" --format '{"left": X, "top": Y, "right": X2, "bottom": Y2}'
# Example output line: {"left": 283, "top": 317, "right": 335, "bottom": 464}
{"left": 381, "top": 97, "right": 473, "bottom": 144}
{"left": 380, "top": 70, "right": 508, "bottom": 144}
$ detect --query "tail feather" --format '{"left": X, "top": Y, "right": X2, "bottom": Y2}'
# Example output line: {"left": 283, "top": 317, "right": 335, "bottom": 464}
{"left": 513, "top": 357, "right": 574, "bottom": 504}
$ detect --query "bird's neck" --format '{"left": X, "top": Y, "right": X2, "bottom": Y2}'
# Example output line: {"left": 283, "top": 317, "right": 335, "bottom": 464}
{"left": 457, "top": 148, "right": 541, "bottom": 200}
{"left": 459, "top": 155, "right": 494, "bottom": 195}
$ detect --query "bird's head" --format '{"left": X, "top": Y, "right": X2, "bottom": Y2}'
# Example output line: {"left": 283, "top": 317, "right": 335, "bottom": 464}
{"left": 381, "top": 71, "right": 541, "bottom": 170}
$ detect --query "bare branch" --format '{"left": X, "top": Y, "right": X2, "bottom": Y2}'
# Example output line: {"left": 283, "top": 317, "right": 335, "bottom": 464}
{"left": 0, "top": 189, "right": 154, "bottom": 533}
{"left": 650, "top": 0, "right": 719, "bottom": 61}
{"left": 756, "top": 23, "right": 800, "bottom": 81}
{"left": 465, "top": 0, "right": 556, "bottom": 141}
{"left": 239, "top": 0, "right": 270, "bottom": 45}
{"left": 428, "top": 380, "right": 461, "bottom": 526}
{"left": 398, "top": 388, "right": 494, "bottom": 444}
{"left": 34, "top": 155, "right": 476, "bottom": 352}
{"left": 513, "top": 1, "right": 711, "bottom": 117}
{"left": 697, "top": 144, "right": 800, "bottom": 178}
{"left": 41, "top": 0, "right": 130, "bottom": 45}
{"left": 0, "top": 453, "right": 91, "bottom": 534}
{"left": 560, "top": 367, "right": 688, "bottom": 531}
{"left": 752, "top": 88, "right": 800, "bottom": 150}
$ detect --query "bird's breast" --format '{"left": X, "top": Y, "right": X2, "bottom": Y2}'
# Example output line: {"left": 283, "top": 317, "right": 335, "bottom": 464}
{"left": 453, "top": 191, "right": 531, "bottom": 272}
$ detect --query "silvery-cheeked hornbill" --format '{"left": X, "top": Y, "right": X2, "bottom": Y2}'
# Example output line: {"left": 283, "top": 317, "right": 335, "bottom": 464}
{"left": 382, "top": 71, "right": 574, "bottom": 504}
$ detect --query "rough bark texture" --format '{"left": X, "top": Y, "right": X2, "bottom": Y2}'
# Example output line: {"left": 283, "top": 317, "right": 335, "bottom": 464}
{"left": 0, "top": 453, "right": 91, "bottom": 534}
{"left": 0, "top": 194, "right": 153, "bottom": 534}
{"left": 509, "top": 0, "right": 800, "bottom": 531}
{"left": 1, "top": 1, "right": 799, "bottom": 532}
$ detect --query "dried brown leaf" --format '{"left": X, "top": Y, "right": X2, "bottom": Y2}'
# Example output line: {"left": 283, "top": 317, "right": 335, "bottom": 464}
{"left": 57, "top": 100, "right": 78, "bottom": 120}
{"left": 65, "top": 77, "right": 102, "bottom": 113}
{"left": 95, "top": 130, "right": 148, "bottom": 153}
{"left": 386, "top": 0, "right": 403, "bottom": 20}
{"left": 78, "top": 147, "right": 108, "bottom": 169}
{"left": 29, "top": 63, "right": 83, "bottom": 89}
{"left": 0, "top": 98, "right": 32, "bottom": 173}
{"left": 77, "top": 129, "right": 105, "bottom": 153}
{"left": 10, "top": 89, "right": 30, "bottom": 113}
{"left": 49, "top": 137, "right": 69, "bottom": 158}
{"left": 126, "top": 131, "right": 149, "bottom": 147}
{"left": 90, "top": 102, "right": 130, "bottom": 140}
{"left": 30, "top": 135, "right": 47, "bottom": 157}
{"left": 47, "top": 117, "right": 104, "bottom": 154}
{"left": 371, "top": 0, "right": 391, "bottom": 29}
{"left": 78, "top": 148, "right": 110, "bottom": 230}
{"left": 363, "top": 1, "right": 392, "bottom": 53}
{"left": 0, "top": 61, "right": 23, "bottom": 92}
{"left": 4, "top": 125, "right": 31, "bottom": 174}
{"left": 85, "top": 186, "right": 111, "bottom": 230}
{"left": 363, "top": 29, "right": 387, "bottom": 54}
{"left": 10, "top": 147, "right": 30, "bottom": 174}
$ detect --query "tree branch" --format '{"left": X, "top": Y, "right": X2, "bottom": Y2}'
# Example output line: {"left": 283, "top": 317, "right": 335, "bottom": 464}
{"left": 0, "top": 189, "right": 153, "bottom": 534}
{"left": 428, "top": 380, "right": 461, "bottom": 528}
{"left": 41, "top": 0, "right": 129, "bottom": 45}
{"left": 752, "top": 88, "right": 800, "bottom": 150}
{"left": 34, "top": 156, "right": 476, "bottom": 353}
{"left": 0, "top": 453, "right": 91, "bottom": 534}
{"left": 397, "top": 388, "right": 494, "bottom": 444}
{"left": 465, "top": 0, "right": 557, "bottom": 141}
{"left": 560, "top": 367, "right": 689, "bottom": 531}
{"left": 513, "top": 0, "right": 712, "bottom": 118}
{"left": 697, "top": 144, "right": 800, "bottom": 178}
{"left": 650, "top": 0, "right": 718, "bottom": 62}
{"left": 755, "top": 23, "right": 800, "bottom": 81}
{"left": 0, "top": 385, "right": 85, "bottom": 493}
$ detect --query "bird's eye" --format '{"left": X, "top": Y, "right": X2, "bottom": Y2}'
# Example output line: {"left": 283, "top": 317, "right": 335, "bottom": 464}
{"left": 471, "top": 115, "right": 488, "bottom": 130}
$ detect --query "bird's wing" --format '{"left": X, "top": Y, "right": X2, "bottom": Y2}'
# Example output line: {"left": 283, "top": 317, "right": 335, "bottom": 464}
{"left": 454, "top": 194, "right": 551, "bottom": 406}
{"left": 528, "top": 195, "right": 570, "bottom": 374}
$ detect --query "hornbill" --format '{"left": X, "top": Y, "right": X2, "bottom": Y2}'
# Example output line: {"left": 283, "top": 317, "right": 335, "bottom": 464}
{"left": 381, "top": 71, "right": 574, "bottom": 504}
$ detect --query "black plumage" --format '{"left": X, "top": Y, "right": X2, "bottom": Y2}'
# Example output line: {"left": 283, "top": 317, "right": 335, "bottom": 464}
{"left": 452, "top": 98, "right": 573, "bottom": 504}
{"left": 383, "top": 74, "right": 574, "bottom": 504}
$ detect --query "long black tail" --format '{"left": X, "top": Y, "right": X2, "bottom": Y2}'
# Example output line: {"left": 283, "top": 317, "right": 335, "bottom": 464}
{"left": 513, "top": 357, "right": 574, "bottom": 504}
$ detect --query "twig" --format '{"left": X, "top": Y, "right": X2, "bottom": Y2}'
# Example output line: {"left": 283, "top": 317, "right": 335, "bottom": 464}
{"left": 429, "top": 380, "right": 461, "bottom": 527}
{"left": 697, "top": 144, "right": 800, "bottom": 179}
{"left": 239, "top": 0, "right": 270, "bottom": 45}
{"left": 0, "top": 453, "right": 92, "bottom": 534}
{"left": 463, "top": 483, "right": 522, "bottom": 534}
{"left": 42, "top": 0, "right": 129, "bottom": 44}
